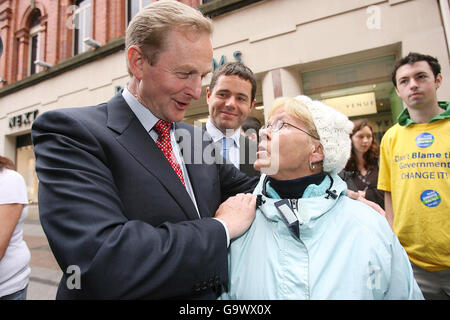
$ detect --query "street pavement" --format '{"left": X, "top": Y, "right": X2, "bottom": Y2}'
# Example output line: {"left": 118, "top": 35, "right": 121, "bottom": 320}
{"left": 22, "top": 219, "right": 61, "bottom": 300}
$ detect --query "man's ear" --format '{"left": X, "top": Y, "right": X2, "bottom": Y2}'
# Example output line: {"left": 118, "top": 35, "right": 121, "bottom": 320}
{"left": 435, "top": 73, "right": 442, "bottom": 89}
{"left": 127, "top": 45, "right": 145, "bottom": 81}
{"left": 395, "top": 85, "right": 400, "bottom": 97}
{"left": 250, "top": 98, "right": 256, "bottom": 110}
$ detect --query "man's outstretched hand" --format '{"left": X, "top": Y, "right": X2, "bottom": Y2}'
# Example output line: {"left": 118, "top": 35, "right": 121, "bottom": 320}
{"left": 215, "top": 194, "right": 257, "bottom": 239}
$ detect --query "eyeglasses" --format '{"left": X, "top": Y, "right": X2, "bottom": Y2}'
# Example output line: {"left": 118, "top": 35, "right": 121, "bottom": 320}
{"left": 261, "top": 120, "right": 320, "bottom": 140}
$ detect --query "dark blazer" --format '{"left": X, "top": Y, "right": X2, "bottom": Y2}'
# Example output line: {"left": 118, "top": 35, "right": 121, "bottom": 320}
{"left": 31, "top": 92, "right": 258, "bottom": 299}
{"left": 238, "top": 135, "right": 259, "bottom": 177}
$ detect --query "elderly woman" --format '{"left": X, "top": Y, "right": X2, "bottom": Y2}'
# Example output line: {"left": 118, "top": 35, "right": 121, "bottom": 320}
{"left": 219, "top": 96, "right": 423, "bottom": 300}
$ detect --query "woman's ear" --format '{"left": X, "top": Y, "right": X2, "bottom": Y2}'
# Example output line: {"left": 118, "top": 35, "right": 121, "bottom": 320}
{"left": 310, "top": 142, "right": 324, "bottom": 164}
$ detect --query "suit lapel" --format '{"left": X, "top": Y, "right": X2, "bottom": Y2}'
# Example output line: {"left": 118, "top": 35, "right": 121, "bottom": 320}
{"left": 106, "top": 93, "right": 200, "bottom": 221}
{"left": 176, "top": 123, "right": 215, "bottom": 218}
{"left": 239, "top": 135, "right": 259, "bottom": 177}
{"left": 239, "top": 135, "right": 247, "bottom": 167}
{"left": 239, "top": 135, "right": 253, "bottom": 175}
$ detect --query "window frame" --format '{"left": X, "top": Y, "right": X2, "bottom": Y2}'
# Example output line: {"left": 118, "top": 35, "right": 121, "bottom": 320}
{"left": 28, "top": 9, "right": 42, "bottom": 76}
{"left": 28, "top": 25, "right": 42, "bottom": 75}
{"left": 126, "top": 0, "right": 152, "bottom": 25}
{"left": 73, "top": 0, "right": 92, "bottom": 55}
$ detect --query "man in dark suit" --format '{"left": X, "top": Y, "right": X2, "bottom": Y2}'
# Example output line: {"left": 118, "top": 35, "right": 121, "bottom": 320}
{"left": 205, "top": 62, "right": 260, "bottom": 177}
{"left": 31, "top": 1, "right": 257, "bottom": 299}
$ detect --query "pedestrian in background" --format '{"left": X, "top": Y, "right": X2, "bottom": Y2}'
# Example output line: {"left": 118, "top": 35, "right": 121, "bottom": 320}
{"left": 0, "top": 156, "right": 30, "bottom": 300}
{"left": 378, "top": 52, "right": 450, "bottom": 299}
{"left": 340, "top": 119, "right": 384, "bottom": 209}
{"left": 206, "top": 62, "right": 259, "bottom": 177}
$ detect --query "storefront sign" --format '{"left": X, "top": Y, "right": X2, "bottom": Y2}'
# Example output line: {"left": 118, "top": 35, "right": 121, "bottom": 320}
{"left": 321, "top": 92, "right": 377, "bottom": 117}
{"left": 212, "top": 51, "right": 242, "bottom": 71}
{"left": 9, "top": 110, "right": 39, "bottom": 129}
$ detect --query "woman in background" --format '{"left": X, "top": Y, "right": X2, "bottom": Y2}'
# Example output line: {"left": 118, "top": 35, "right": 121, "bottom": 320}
{"left": 340, "top": 119, "right": 384, "bottom": 209}
{"left": 0, "top": 156, "right": 30, "bottom": 300}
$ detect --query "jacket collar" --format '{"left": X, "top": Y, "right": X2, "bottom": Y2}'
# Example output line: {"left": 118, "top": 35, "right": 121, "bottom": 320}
{"left": 254, "top": 173, "right": 347, "bottom": 225}
{"left": 205, "top": 119, "right": 241, "bottom": 147}
{"left": 397, "top": 101, "right": 450, "bottom": 126}
{"left": 106, "top": 91, "right": 137, "bottom": 134}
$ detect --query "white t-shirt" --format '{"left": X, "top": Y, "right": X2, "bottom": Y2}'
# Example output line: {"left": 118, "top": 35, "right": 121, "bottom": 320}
{"left": 0, "top": 169, "right": 31, "bottom": 297}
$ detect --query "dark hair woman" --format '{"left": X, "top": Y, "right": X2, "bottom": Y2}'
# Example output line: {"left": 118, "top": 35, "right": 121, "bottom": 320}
{"left": 340, "top": 119, "right": 384, "bottom": 209}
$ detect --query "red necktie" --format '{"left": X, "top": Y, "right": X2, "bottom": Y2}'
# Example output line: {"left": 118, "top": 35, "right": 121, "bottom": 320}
{"left": 154, "top": 120, "right": 185, "bottom": 186}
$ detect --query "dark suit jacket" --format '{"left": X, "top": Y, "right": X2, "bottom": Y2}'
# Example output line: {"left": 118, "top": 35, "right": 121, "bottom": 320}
{"left": 238, "top": 135, "right": 259, "bottom": 177}
{"left": 31, "top": 92, "right": 258, "bottom": 299}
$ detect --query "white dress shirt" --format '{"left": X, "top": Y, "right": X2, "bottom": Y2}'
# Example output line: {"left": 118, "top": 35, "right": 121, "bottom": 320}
{"left": 122, "top": 88, "right": 200, "bottom": 217}
{"left": 205, "top": 119, "right": 241, "bottom": 169}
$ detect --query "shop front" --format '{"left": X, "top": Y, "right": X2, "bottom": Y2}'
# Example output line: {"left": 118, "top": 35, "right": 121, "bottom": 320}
{"left": 2, "top": 112, "right": 40, "bottom": 219}
{"left": 181, "top": 0, "right": 450, "bottom": 141}
{"left": 302, "top": 54, "right": 403, "bottom": 141}
{"left": 183, "top": 51, "right": 404, "bottom": 142}
{"left": 0, "top": 0, "right": 449, "bottom": 216}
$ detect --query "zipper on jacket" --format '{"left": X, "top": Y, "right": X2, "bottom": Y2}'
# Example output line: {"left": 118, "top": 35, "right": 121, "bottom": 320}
{"left": 289, "top": 199, "right": 303, "bottom": 225}
{"left": 290, "top": 199, "right": 298, "bottom": 211}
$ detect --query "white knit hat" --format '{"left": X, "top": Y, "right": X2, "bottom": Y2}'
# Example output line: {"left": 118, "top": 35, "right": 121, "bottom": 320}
{"left": 295, "top": 95, "right": 354, "bottom": 174}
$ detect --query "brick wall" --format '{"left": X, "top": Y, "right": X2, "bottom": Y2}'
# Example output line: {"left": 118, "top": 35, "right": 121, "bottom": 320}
{"left": 0, "top": 0, "right": 201, "bottom": 88}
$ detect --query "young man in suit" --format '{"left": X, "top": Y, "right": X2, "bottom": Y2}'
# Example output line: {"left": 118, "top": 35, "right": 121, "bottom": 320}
{"left": 206, "top": 62, "right": 260, "bottom": 177}
{"left": 31, "top": 1, "right": 257, "bottom": 299}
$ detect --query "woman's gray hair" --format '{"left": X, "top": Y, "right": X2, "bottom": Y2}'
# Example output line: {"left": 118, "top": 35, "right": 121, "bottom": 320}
{"left": 125, "top": 0, "right": 213, "bottom": 74}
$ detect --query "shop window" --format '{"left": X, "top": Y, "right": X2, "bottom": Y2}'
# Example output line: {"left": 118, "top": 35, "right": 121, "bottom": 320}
{"left": 73, "top": 0, "right": 92, "bottom": 55}
{"left": 28, "top": 9, "right": 41, "bottom": 75}
{"left": 15, "top": 134, "right": 39, "bottom": 219}
{"left": 127, "top": 0, "right": 152, "bottom": 23}
{"left": 302, "top": 55, "right": 402, "bottom": 140}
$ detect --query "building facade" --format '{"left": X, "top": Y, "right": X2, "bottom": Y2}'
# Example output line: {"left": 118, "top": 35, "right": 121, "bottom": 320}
{"left": 0, "top": 0, "right": 449, "bottom": 218}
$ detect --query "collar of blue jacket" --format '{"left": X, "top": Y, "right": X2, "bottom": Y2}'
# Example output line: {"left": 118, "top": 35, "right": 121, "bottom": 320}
{"left": 256, "top": 173, "right": 346, "bottom": 226}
